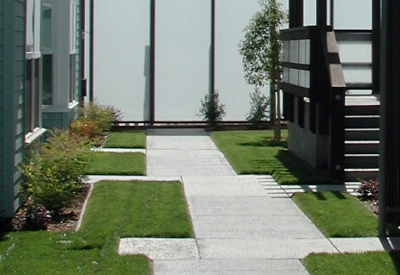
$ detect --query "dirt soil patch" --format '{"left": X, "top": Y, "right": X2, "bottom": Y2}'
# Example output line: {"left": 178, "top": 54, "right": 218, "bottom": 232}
{"left": 46, "top": 185, "right": 90, "bottom": 232}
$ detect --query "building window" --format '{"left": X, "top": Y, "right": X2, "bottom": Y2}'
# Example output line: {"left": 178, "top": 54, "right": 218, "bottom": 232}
{"left": 70, "top": 54, "right": 77, "bottom": 102}
{"left": 25, "top": 0, "right": 41, "bottom": 135}
{"left": 42, "top": 0, "right": 53, "bottom": 105}
{"left": 69, "top": 1, "right": 78, "bottom": 103}
{"left": 25, "top": 61, "right": 33, "bottom": 134}
{"left": 42, "top": 2, "right": 52, "bottom": 51}
{"left": 42, "top": 54, "right": 53, "bottom": 105}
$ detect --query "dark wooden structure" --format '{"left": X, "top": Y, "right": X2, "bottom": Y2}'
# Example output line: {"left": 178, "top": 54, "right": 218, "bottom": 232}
{"left": 282, "top": 0, "right": 347, "bottom": 181}
{"left": 283, "top": 0, "right": 400, "bottom": 236}
{"left": 379, "top": 0, "right": 400, "bottom": 237}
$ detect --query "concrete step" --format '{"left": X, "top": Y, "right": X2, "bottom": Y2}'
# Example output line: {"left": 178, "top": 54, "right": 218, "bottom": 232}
{"left": 345, "top": 128, "right": 380, "bottom": 140}
{"left": 345, "top": 115, "right": 380, "bottom": 128}
{"left": 345, "top": 168, "right": 379, "bottom": 182}
{"left": 345, "top": 140, "right": 379, "bottom": 154}
{"left": 345, "top": 154, "right": 379, "bottom": 168}
{"left": 345, "top": 105, "right": 380, "bottom": 116}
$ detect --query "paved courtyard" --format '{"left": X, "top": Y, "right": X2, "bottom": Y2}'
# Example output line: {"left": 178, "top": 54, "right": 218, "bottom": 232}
{"left": 89, "top": 129, "right": 399, "bottom": 274}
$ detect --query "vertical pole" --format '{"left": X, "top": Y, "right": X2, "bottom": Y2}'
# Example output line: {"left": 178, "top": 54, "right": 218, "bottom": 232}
{"left": 330, "top": 0, "right": 334, "bottom": 26}
{"left": 379, "top": 0, "right": 388, "bottom": 238}
{"left": 89, "top": 0, "right": 94, "bottom": 102}
{"left": 80, "top": 0, "right": 86, "bottom": 104}
{"left": 317, "top": 0, "right": 327, "bottom": 26}
{"left": 210, "top": 0, "right": 215, "bottom": 95}
{"left": 287, "top": 0, "right": 303, "bottom": 128}
{"left": 150, "top": 0, "right": 156, "bottom": 124}
{"left": 289, "top": 0, "right": 303, "bottom": 28}
{"left": 372, "top": 0, "right": 381, "bottom": 95}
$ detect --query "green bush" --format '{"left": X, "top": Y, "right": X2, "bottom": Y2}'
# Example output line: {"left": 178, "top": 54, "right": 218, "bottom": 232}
{"left": 246, "top": 88, "right": 270, "bottom": 125}
{"left": 197, "top": 91, "right": 226, "bottom": 126}
{"left": 71, "top": 102, "right": 122, "bottom": 138}
{"left": 20, "top": 130, "right": 92, "bottom": 215}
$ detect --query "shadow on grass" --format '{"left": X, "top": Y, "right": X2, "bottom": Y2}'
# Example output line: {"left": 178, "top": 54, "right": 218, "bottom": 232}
{"left": 380, "top": 239, "right": 400, "bottom": 274}
{"left": 390, "top": 252, "right": 400, "bottom": 275}
{"left": 309, "top": 191, "right": 347, "bottom": 201}
{"left": 239, "top": 138, "right": 288, "bottom": 148}
{"left": 380, "top": 223, "right": 400, "bottom": 273}
{"left": 276, "top": 150, "right": 339, "bottom": 185}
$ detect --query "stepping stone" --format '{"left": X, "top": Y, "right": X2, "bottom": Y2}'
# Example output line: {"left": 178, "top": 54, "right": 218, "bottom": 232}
{"left": 119, "top": 238, "right": 199, "bottom": 260}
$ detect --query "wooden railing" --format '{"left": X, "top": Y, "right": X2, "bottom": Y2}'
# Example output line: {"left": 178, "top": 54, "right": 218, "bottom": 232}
{"left": 280, "top": 26, "right": 346, "bottom": 181}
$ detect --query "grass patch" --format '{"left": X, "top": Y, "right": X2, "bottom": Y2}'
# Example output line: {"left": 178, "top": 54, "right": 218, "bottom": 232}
{"left": 80, "top": 181, "right": 194, "bottom": 244}
{"left": 103, "top": 131, "right": 146, "bottom": 148}
{"left": 303, "top": 251, "right": 400, "bottom": 275}
{"left": 87, "top": 152, "right": 145, "bottom": 175}
{"left": 210, "top": 130, "right": 333, "bottom": 185}
{"left": 0, "top": 181, "right": 193, "bottom": 274}
{"left": 292, "top": 191, "right": 378, "bottom": 237}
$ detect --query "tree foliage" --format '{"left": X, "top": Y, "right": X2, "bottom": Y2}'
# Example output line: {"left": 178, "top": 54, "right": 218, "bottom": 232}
{"left": 238, "top": 0, "right": 287, "bottom": 139}
{"left": 238, "top": 0, "right": 286, "bottom": 87}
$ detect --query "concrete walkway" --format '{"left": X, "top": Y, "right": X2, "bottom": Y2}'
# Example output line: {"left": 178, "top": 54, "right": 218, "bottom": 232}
{"left": 88, "top": 128, "right": 399, "bottom": 274}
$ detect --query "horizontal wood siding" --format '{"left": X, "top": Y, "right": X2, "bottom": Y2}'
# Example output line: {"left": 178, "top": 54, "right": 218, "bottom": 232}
{"left": 0, "top": 0, "right": 4, "bottom": 208}
{"left": 1, "top": 0, "right": 26, "bottom": 217}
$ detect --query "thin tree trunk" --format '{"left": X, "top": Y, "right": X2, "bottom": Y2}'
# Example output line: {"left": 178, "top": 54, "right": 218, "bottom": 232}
{"left": 270, "top": 85, "right": 277, "bottom": 139}
{"left": 276, "top": 81, "right": 281, "bottom": 140}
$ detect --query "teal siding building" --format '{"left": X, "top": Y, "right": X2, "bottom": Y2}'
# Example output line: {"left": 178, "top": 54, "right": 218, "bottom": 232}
{"left": 1, "top": 0, "right": 26, "bottom": 217}
{"left": 0, "top": 0, "right": 87, "bottom": 217}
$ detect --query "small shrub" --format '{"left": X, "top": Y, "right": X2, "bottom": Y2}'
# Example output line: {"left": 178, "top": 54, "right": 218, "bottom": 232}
{"left": 70, "top": 120, "right": 98, "bottom": 139}
{"left": 356, "top": 179, "right": 379, "bottom": 201}
{"left": 71, "top": 102, "right": 122, "bottom": 138}
{"left": 197, "top": 91, "right": 226, "bottom": 126}
{"left": 246, "top": 88, "right": 270, "bottom": 125}
{"left": 12, "top": 199, "right": 51, "bottom": 231}
{"left": 20, "top": 129, "right": 92, "bottom": 215}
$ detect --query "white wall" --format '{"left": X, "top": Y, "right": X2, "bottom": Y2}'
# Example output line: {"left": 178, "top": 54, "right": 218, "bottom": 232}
{"left": 93, "top": 0, "right": 150, "bottom": 121}
{"left": 155, "top": 0, "right": 210, "bottom": 121}
{"left": 93, "top": 0, "right": 290, "bottom": 121}
{"left": 216, "top": 0, "right": 270, "bottom": 120}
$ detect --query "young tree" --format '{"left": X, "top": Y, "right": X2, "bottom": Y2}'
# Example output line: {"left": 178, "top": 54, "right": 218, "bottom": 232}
{"left": 238, "top": 0, "right": 287, "bottom": 140}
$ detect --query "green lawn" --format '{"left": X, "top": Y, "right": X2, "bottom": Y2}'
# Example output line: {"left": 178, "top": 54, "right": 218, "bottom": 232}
{"left": 292, "top": 191, "right": 378, "bottom": 237}
{"left": 210, "top": 130, "right": 333, "bottom": 185}
{"left": 304, "top": 252, "right": 400, "bottom": 275}
{"left": 0, "top": 181, "right": 193, "bottom": 274}
{"left": 87, "top": 152, "right": 146, "bottom": 175}
{"left": 103, "top": 131, "right": 146, "bottom": 148}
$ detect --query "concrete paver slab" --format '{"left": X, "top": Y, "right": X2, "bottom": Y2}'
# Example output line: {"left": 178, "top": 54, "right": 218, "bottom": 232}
{"left": 193, "top": 216, "right": 326, "bottom": 239}
{"left": 91, "top": 148, "right": 146, "bottom": 154}
{"left": 182, "top": 176, "right": 269, "bottom": 197}
{"left": 147, "top": 150, "right": 236, "bottom": 176}
{"left": 87, "top": 175, "right": 182, "bottom": 184}
{"left": 119, "top": 238, "right": 199, "bottom": 259}
{"left": 330, "top": 237, "right": 400, "bottom": 253}
{"left": 154, "top": 259, "right": 309, "bottom": 275}
{"left": 197, "top": 238, "right": 338, "bottom": 259}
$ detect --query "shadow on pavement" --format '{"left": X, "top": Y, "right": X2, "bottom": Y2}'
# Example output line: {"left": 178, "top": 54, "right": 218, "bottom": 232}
{"left": 146, "top": 128, "right": 207, "bottom": 136}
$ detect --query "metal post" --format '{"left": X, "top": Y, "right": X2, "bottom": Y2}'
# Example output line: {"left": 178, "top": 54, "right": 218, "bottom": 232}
{"left": 210, "top": 0, "right": 215, "bottom": 95}
{"left": 150, "top": 0, "right": 156, "bottom": 124}
{"left": 89, "top": 0, "right": 94, "bottom": 102}
{"left": 317, "top": 0, "right": 327, "bottom": 26}
{"left": 379, "top": 0, "right": 388, "bottom": 238}
{"left": 289, "top": 0, "right": 304, "bottom": 28}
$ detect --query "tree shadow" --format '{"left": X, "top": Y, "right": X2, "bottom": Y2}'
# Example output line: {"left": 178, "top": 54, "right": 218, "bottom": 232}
{"left": 275, "top": 150, "right": 342, "bottom": 185}
{"left": 239, "top": 138, "right": 287, "bottom": 148}
{"left": 379, "top": 237, "right": 400, "bottom": 274}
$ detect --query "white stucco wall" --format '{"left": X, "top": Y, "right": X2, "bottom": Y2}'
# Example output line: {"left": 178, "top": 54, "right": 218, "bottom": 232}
{"left": 92, "top": 0, "right": 371, "bottom": 121}
{"left": 93, "top": 0, "right": 150, "bottom": 121}
{"left": 155, "top": 0, "right": 210, "bottom": 121}
{"left": 215, "top": 0, "right": 267, "bottom": 121}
